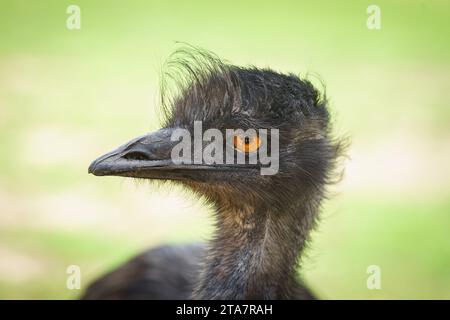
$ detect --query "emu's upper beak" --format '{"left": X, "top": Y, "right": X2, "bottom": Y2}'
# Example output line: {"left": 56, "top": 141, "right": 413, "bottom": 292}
{"left": 88, "top": 128, "right": 183, "bottom": 180}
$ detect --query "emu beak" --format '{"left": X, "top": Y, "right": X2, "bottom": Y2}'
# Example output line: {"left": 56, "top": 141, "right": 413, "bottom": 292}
{"left": 89, "top": 128, "right": 260, "bottom": 180}
{"left": 88, "top": 128, "right": 181, "bottom": 180}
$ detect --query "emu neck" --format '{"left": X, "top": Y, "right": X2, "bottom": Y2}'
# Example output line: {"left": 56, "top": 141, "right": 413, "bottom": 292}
{"left": 192, "top": 197, "right": 317, "bottom": 299}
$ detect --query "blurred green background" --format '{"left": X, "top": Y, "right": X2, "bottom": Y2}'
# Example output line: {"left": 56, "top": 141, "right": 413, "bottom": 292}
{"left": 0, "top": 0, "right": 449, "bottom": 299}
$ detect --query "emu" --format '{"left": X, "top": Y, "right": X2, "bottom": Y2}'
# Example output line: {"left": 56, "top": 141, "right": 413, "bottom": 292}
{"left": 83, "top": 48, "right": 344, "bottom": 300}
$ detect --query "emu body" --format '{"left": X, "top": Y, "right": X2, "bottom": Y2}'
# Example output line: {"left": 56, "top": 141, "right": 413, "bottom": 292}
{"left": 83, "top": 48, "right": 343, "bottom": 300}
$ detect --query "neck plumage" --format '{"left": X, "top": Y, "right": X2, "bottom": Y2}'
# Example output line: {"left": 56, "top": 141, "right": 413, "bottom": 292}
{"left": 192, "top": 195, "right": 319, "bottom": 299}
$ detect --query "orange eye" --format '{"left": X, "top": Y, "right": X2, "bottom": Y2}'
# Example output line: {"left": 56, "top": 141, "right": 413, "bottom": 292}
{"left": 233, "top": 135, "right": 261, "bottom": 153}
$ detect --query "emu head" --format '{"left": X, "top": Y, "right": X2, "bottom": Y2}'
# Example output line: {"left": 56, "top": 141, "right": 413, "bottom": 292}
{"left": 89, "top": 49, "right": 342, "bottom": 211}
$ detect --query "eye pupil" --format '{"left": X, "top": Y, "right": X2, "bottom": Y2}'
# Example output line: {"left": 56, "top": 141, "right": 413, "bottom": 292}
{"left": 233, "top": 134, "right": 261, "bottom": 153}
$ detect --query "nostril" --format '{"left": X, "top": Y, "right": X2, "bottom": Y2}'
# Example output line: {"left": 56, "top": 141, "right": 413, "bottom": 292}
{"left": 123, "top": 151, "right": 152, "bottom": 161}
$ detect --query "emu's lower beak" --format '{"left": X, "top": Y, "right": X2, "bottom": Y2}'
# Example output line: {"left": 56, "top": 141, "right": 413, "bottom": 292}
{"left": 88, "top": 128, "right": 182, "bottom": 179}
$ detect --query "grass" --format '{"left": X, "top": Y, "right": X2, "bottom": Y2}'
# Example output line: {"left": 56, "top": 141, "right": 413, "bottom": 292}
{"left": 305, "top": 193, "right": 450, "bottom": 299}
{"left": 0, "top": 0, "right": 449, "bottom": 299}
